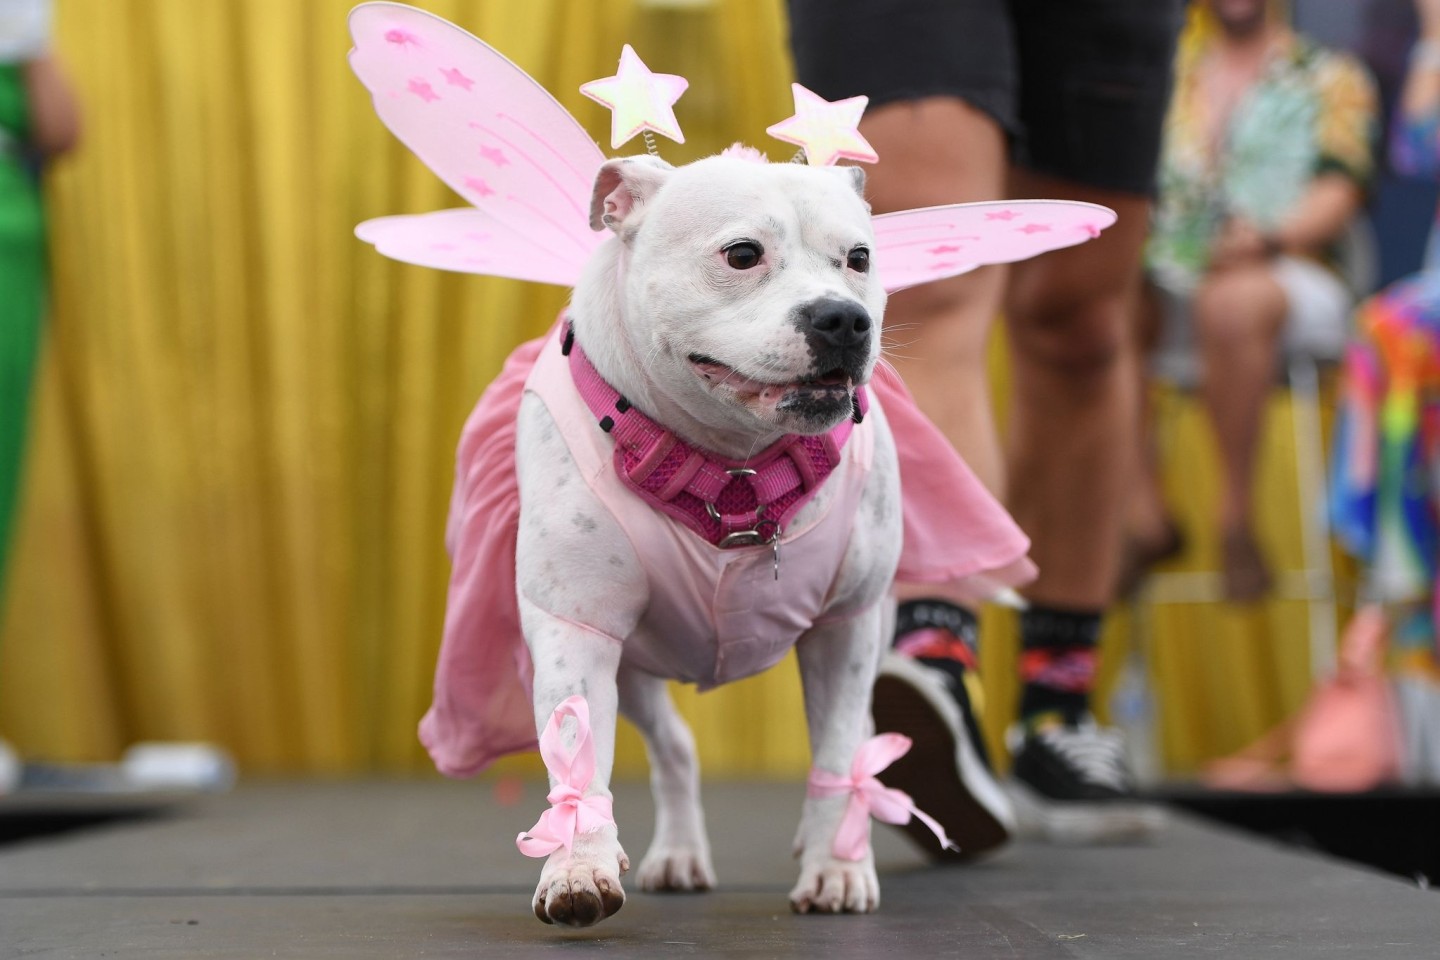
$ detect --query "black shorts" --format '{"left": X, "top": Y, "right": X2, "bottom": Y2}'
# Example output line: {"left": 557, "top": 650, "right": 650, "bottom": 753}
{"left": 786, "top": 0, "right": 1185, "bottom": 197}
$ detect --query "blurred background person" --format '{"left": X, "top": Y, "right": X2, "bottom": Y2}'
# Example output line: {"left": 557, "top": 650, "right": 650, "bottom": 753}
{"left": 0, "top": 0, "right": 78, "bottom": 602}
{"left": 1134, "top": 0, "right": 1378, "bottom": 603}
{"left": 1329, "top": 0, "right": 1440, "bottom": 756}
{"left": 787, "top": 0, "right": 1184, "bottom": 849}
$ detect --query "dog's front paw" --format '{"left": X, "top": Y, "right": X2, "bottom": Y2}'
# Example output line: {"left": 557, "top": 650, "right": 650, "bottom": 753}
{"left": 788, "top": 856, "right": 879, "bottom": 915}
{"left": 636, "top": 843, "right": 716, "bottom": 893}
{"left": 532, "top": 832, "right": 629, "bottom": 927}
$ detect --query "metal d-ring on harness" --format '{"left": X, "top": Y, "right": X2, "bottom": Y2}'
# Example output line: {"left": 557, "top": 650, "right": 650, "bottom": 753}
{"left": 705, "top": 468, "right": 783, "bottom": 579}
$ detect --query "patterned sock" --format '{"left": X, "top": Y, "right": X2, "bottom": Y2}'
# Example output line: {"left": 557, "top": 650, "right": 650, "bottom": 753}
{"left": 894, "top": 598, "right": 979, "bottom": 669}
{"left": 893, "top": 599, "right": 992, "bottom": 766}
{"left": 1018, "top": 605, "right": 1102, "bottom": 729}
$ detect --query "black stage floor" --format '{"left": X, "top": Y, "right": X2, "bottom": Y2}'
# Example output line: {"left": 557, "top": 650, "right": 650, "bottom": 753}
{"left": 2, "top": 780, "right": 1436, "bottom": 958}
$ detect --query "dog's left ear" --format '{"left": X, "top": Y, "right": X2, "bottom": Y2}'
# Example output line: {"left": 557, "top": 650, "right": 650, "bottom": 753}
{"left": 589, "top": 156, "right": 675, "bottom": 234}
{"left": 839, "top": 165, "right": 866, "bottom": 198}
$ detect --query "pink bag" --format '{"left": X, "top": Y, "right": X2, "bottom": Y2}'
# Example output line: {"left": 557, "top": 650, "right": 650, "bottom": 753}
{"left": 1290, "top": 606, "right": 1403, "bottom": 792}
{"left": 1203, "top": 605, "right": 1403, "bottom": 793}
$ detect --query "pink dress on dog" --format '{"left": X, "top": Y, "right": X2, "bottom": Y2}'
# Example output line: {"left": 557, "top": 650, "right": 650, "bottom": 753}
{"left": 421, "top": 323, "right": 1037, "bottom": 777}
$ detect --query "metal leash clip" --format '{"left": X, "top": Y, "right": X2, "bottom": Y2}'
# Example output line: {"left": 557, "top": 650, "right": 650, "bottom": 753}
{"left": 717, "top": 518, "right": 782, "bottom": 579}
{"left": 708, "top": 468, "right": 782, "bottom": 578}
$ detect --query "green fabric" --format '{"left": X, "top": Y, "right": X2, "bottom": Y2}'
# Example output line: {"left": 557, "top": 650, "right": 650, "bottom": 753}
{"left": 0, "top": 63, "right": 46, "bottom": 594}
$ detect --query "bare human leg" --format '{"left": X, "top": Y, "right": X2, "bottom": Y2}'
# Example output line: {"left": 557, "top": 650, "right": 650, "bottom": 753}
{"left": 858, "top": 95, "right": 1020, "bottom": 860}
{"left": 1118, "top": 280, "right": 1184, "bottom": 598}
{"left": 1002, "top": 171, "right": 1169, "bottom": 843}
{"left": 1004, "top": 171, "right": 1153, "bottom": 611}
{"left": 1192, "top": 263, "right": 1288, "bottom": 602}
{"left": 859, "top": 97, "right": 1009, "bottom": 496}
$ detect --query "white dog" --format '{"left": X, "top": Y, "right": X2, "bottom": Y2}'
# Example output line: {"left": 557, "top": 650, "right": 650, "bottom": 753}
{"left": 516, "top": 151, "right": 902, "bottom": 926}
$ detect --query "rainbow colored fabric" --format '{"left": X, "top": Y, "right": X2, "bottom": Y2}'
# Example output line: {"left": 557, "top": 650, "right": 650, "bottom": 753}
{"left": 1330, "top": 273, "right": 1440, "bottom": 631}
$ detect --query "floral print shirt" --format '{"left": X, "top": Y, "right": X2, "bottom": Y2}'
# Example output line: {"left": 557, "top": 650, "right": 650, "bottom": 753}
{"left": 1147, "top": 32, "right": 1378, "bottom": 293}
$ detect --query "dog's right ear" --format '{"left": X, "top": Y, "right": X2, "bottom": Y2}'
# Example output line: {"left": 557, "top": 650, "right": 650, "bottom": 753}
{"left": 589, "top": 156, "right": 674, "bottom": 234}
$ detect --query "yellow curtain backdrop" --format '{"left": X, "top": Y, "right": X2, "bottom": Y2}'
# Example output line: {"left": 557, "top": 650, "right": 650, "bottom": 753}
{"left": 0, "top": 0, "right": 1333, "bottom": 779}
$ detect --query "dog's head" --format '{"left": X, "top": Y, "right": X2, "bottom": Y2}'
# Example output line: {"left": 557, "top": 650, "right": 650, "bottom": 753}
{"left": 587, "top": 152, "right": 885, "bottom": 437}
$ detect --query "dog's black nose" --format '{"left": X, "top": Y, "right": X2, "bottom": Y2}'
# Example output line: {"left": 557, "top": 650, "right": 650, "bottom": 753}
{"left": 802, "top": 299, "right": 871, "bottom": 348}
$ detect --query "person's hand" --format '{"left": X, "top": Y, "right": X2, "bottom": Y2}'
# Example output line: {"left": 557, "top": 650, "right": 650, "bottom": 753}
{"left": 19, "top": 49, "right": 80, "bottom": 156}
{"left": 1209, "top": 217, "right": 1274, "bottom": 270}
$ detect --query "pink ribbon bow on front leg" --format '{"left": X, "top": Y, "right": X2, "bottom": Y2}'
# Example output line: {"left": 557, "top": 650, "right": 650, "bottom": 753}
{"left": 516, "top": 695, "right": 616, "bottom": 858}
{"left": 806, "top": 733, "right": 959, "bottom": 861}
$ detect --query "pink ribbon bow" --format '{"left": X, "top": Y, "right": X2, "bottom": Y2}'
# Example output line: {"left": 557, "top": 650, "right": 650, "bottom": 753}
{"left": 806, "top": 733, "right": 958, "bottom": 861}
{"left": 516, "top": 695, "right": 616, "bottom": 858}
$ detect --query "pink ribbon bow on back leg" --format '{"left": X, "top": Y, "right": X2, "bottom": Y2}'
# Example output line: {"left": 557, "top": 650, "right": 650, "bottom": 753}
{"left": 806, "top": 733, "right": 958, "bottom": 861}
{"left": 516, "top": 696, "right": 616, "bottom": 858}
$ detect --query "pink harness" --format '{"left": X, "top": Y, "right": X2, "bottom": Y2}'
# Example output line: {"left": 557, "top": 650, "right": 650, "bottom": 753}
{"left": 564, "top": 323, "right": 869, "bottom": 548}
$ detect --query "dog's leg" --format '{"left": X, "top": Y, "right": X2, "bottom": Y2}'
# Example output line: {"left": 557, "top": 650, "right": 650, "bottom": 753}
{"left": 516, "top": 391, "right": 648, "bottom": 928}
{"left": 617, "top": 663, "right": 716, "bottom": 892}
{"left": 521, "top": 594, "right": 630, "bottom": 927}
{"left": 789, "top": 606, "right": 885, "bottom": 914}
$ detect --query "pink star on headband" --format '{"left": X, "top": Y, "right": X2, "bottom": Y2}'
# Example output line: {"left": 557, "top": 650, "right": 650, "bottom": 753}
{"left": 579, "top": 45, "right": 688, "bottom": 150}
{"left": 766, "top": 84, "right": 878, "bottom": 167}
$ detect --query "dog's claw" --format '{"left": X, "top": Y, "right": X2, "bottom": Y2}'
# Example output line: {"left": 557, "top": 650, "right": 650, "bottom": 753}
{"left": 597, "top": 876, "right": 625, "bottom": 916}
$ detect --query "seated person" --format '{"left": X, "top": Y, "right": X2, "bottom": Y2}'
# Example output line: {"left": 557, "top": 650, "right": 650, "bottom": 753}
{"left": 1133, "top": 0, "right": 1378, "bottom": 602}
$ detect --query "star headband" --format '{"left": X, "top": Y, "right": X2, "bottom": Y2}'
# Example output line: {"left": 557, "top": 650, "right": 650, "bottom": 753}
{"left": 577, "top": 42, "right": 875, "bottom": 165}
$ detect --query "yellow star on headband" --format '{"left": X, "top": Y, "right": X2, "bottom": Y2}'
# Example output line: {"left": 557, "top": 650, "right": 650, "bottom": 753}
{"left": 766, "top": 84, "right": 878, "bottom": 166}
{"left": 580, "top": 45, "right": 688, "bottom": 150}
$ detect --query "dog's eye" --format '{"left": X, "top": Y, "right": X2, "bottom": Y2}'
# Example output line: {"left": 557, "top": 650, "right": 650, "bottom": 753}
{"left": 724, "top": 241, "right": 763, "bottom": 270}
{"left": 847, "top": 247, "right": 870, "bottom": 273}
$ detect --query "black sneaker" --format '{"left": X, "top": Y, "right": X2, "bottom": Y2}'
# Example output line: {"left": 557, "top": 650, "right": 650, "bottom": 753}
{"left": 1007, "top": 717, "right": 1167, "bottom": 844}
{"left": 870, "top": 600, "right": 1014, "bottom": 861}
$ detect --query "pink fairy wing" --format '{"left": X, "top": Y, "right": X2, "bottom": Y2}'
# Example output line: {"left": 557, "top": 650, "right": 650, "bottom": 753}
{"left": 348, "top": 2, "right": 605, "bottom": 283}
{"left": 355, "top": 209, "right": 588, "bottom": 287}
{"left": 873, "top": 200, "right": 1118, "bottom": 293}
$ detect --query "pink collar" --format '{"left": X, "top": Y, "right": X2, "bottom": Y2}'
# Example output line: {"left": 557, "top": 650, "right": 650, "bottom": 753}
{"left": 562, "top": 323, "right": 868, "bottom": 548}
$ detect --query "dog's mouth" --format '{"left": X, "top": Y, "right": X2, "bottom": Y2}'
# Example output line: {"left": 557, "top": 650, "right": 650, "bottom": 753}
{"left": 688, "top": 354, "right": 854, "bottom": 404}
